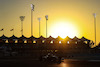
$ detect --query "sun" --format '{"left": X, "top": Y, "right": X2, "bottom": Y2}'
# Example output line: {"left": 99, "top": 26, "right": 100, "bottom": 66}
{"left": 50, "top": 21, "right": 78, "bottom": 38}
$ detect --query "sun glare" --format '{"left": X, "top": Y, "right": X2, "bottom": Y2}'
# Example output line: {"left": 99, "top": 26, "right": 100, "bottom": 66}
{"left": 50, "top": 21, "right": 78, "bottom": 38}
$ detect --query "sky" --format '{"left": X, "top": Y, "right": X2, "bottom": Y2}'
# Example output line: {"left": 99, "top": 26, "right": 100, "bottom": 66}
{"left": 0, "top": 0, "right": 100, "bottom": 45}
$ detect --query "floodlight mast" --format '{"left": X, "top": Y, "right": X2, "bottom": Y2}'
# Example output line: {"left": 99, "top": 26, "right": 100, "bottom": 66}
{"left": 93, "top": 13, "right": 96, "bottom": 46}
{"left": 38, "top": 18, "right": 41, "bottom": 37}
{"left": 20, "top": 16, "right": 25, "bottom": 36}
{"left": 31, "top": 4, "right": 34, "bottom": 36}
{"left": 45, "top": 15, "right": 48, "bottom": 38}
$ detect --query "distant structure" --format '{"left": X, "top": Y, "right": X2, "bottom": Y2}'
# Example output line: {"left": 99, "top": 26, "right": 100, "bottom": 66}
{"left": 0, "top": 35, "right": 99, "bottom": 57}
{"left": 31, "top": 4, "right": 34, "bottom": 36}
{"left": 93, "top": 13, "right": 96, "bottom": 46}
{"left": 19, "top": 16, "right": 25, "bottom": 36}
{"left": 45, "top": 15, "right": 48, "bottom": 38}
{"left": 38, "top": 18, "right": 41, "bottom": 37}
{"left": 0, "top": 35, "right": 93, "bottom": 47}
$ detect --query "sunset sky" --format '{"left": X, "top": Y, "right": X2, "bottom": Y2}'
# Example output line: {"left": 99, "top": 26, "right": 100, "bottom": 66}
{"left": 0, "top": 0, "right": 100, "bottom": 45}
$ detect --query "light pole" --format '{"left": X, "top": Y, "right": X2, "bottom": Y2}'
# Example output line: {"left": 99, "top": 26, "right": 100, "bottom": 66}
{"left": 20, "top": 16, "right": 25, "bottom": 36}
{"left": 38, "top": 18, "right": 41, "bottom": 37}
{"left": 93, "top": 13, "right": 96, "bottom": 46}
{"left": 31, "top": 4, "right": 34, "bottom": 36}
{"left": 45, "top": 15, "right": 48, "bottom": 38}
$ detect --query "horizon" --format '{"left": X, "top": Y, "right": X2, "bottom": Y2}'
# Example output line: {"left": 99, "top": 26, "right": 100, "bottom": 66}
{"left": 0, "top": 34, "right": 88, "bottom": 39}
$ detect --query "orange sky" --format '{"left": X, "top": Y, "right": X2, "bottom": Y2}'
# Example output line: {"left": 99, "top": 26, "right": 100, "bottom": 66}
{"left": 0, "top": 0, "right": 100, "bottom": 46}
